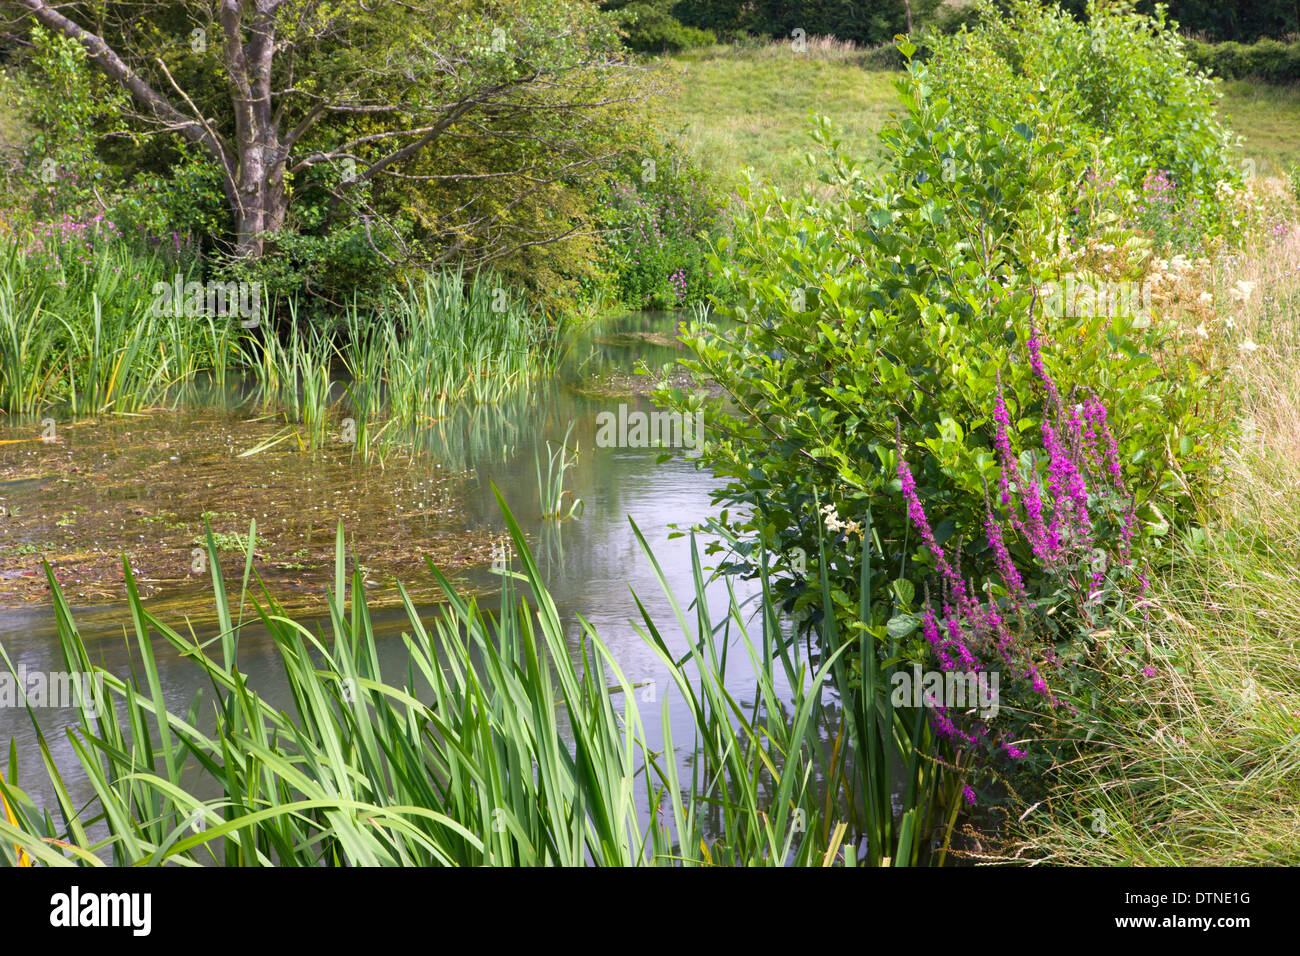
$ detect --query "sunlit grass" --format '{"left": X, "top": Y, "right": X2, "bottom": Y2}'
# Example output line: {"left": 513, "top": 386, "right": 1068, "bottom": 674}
{"left": 659, "top": 45, "right": 899, "bottom": 194}
{"left": 1216, "top": 79, "right": 1300, "bottom": 176}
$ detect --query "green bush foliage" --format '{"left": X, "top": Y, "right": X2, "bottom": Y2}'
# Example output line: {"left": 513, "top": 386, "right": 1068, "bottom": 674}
{"left": 0, "top": 26, "right": 126, "bottom": 226}
{"left": 656, "top": 1, "right": 1241, "bottom": 770}
{"left": 597, "top": 139, "right": 731, "bottom": 309}
{"left": 1186, "top": 38, "right": 1300, "bottom": 83}
{"left": 672, "top": 0, "right": 945, "bottom": 46}
{"left": 602, "top": 1, "right": 716, "bottom": 51}
{"left": 924, "top": 0, "right": 1240, "bottom": 216}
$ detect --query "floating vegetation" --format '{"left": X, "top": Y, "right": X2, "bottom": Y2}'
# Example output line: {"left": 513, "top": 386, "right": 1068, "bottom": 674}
{"left": 0, "top": 411, "right": 493, "bottom": 610}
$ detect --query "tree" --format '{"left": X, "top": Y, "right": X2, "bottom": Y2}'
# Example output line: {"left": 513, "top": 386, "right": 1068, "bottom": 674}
{"left": 671, "top": 0, "right": 944, "bottom": 45}
{"left": 3, "top": 0, "right": 655, "bottom": 264}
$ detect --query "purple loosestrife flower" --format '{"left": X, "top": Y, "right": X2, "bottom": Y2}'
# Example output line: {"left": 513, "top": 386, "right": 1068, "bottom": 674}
{"left": 1026, "top": 323, "right": 1100, "bottom": 566}
{"left": 929, "top": 705, "right": 983, "bottom": 747}
{"left": 984, "top": 595, "right": 1017, "bottom": 665}
{"left": 1021, "top": 468, "right": 1051, "bottom": 563}
{"left": 921, "top": 604, "right": 954, "bottom": 670}
{"left": 995, "top": 372, "right": 1052, "bottom": 559}
{"left": 984, "top": 505, "right": 1026, "bottom": 599}
{"left": 1025, "top": 320, "right": 1060, "bottom": 407}
{"left": 898, "top": 320, "right": 1148, "bottom": 762}
{"left": 898, "top": 456, "right": 971, "bottom": 602}
{"left": 992, "top": 373, "right": 1019, "bottom": 513}
{"left": 1082, "top": 394, "right": 1125, "bottom": 493}
{"left": 940, "top": 606, "right": 981, "bottom": 670}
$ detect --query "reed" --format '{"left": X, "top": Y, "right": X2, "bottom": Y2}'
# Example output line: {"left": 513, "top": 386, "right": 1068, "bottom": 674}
{"left": 243, "top": 299, "right": 337, "bottom": 450}
{"left": 0, "top": 264, "right": 63, "bottom": 416}
{"left": 337, "top": 302, "right": 390, "bottom": 463}
{"left": 535, "top": 422, "right": 584, "bottom": 521}
{"left": 0, "top": 234, "right": 256, "bottom": 415}
{"left": 1, "top": 232, "right": 558, "bottom": 461}
{"left": 385, "top": 269, "right": 557, "bottom": 409}
{"left": 334, "top": 269, "right": 561, "bottom": 462}
{"left": 0, "top": 493, "right": 953, "bottom": 866}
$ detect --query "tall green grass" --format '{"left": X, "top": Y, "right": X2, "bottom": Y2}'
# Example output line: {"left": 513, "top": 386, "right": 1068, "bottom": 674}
{"left": 0, "top": 493, "right": 959, "bottom": 866}
{"left": 0, "top": 234, "right": 562, "bottom": 462}
{"left": 380, "top": 270, "right": 560, "bottom": 413}
{"left": 0, "top": 235, "right": 242, "bottom": 416}
{"left": 244, "top": 299, "right": 337, "bottom": 450}
{"left": 0, "top": 261, "right": 61, "bottom": 416}
{"left": 327, "top": 269, "right": 562, "bottom": 460}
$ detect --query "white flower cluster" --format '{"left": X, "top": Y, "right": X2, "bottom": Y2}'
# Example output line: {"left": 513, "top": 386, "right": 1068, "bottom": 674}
{"left": 1228, "top": 279, "right": 1255, "bottom": 304}
{"left": 820, "top": 503, "right": 864, "bottom": 538}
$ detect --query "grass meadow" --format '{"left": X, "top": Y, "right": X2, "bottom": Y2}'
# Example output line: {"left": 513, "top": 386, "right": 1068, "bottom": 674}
{"left": 661, "top": 42, "right": 1300, "bottom": 191}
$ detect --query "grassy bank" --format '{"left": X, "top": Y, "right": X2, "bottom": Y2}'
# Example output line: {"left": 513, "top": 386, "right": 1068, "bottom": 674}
{"left": 1003, "top": 421, "right": 1300, "bottom": 864}
{"left": 662, "top": 43, "right": 1300, "bottom": 192}
{"left": 1001, "top": 227, "right": 1300, "bottom": 865}
{"left": 1215, "top": 79, "right": 1300, "bottom": 176}
{"left": 660, "top": 42, "right": 898, "bottom": 193}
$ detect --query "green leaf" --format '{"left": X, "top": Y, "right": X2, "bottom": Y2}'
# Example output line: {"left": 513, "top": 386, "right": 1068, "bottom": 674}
{"left": 887, "top": 613, "right": 921, "bottom": 640}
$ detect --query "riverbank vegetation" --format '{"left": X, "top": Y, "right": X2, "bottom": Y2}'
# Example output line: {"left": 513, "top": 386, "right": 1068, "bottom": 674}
{"left": 1, "top": 0, "right": 1299, "bottom": 866}
{"left": 1, "top": 501, "right": 960, "bottom": 866}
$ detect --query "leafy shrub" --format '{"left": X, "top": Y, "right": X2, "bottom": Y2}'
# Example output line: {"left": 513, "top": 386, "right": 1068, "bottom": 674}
{"left": 597, "top": 139, "right": 730, "bottom": 309}
{"left": 221, "top": 220, "right": 408, "bottom": 329}
{"left": 0, "top": 26, "right": 126, "bottom": 227}
{"left": 602, "top": 1, "right": 716, "bottom": 52}
{"left": 656, "top": 9, "right": 1240, "bottom": 771}
{"left": 925, "top": 0, "right": 1241, "bottom": 231}
{"left": 1186, "top": 38, "right": 1300, "bottom": 82}
{"left": 108, "top": 147, "right": 230, "bottom": 255}
{"left": 672, "top": 0, "right": 946, "bottom": 47}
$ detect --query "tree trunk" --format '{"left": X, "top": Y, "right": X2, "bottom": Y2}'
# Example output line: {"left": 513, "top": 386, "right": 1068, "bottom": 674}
{"left": 222, "top": 0, "right": 284, "bottom": 258}
{"left": 232, "top": 136, "right": 287, "bottom": 258}
{"left": 19, "top": 0, "right": 291, "bottom": 260}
